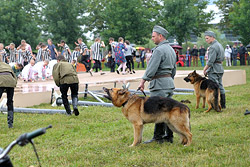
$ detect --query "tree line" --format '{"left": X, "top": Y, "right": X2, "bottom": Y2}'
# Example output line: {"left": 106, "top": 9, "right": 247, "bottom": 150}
{"left": 0, "top": 0, "right": 249, "bottom": 50}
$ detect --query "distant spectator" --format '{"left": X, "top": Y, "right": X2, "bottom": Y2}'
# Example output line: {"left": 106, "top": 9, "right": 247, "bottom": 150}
{"left": 145, "top": 49, "right": 152, "bottom": 66}
{"left": 186, "top": 47, "right": 191, "bottom": 67}
{"left": 124, "top": 40, "right": 135, "bottom": 74}
{"left": 109, "top": 37, "right": 117, "bottom": 72}
{"left": 191, "top": 45, "right": 198, "bottom": 67}
{"left": 199, "top": 45, "right": 206, "bottom": 67}
{"left": 238, "top": 43, "right": 246, "bottom": 65}
{"left": 48, "top": 39, "right": 58, "bottom": 60}
{"left": 90, "top": 37, "right": 105, "bottom": 75}
{"left": 231, "top": 45, "right": 238, "bottom": 66}
{"left": 0, "top": 43, "right": 8, "bottom": 63}
{"left": 5, "top": 43, "right": 18, "bottom": 63}
{"left": 225, "top": 44, "right": 232, "bottom": 66}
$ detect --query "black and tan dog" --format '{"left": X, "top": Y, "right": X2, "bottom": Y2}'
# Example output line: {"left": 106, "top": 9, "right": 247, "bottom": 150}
{"left": 184, "top": 70, "right": 221, "bottom": 112}
{"left": 103, "top": 87, "right": 192, "bottom": 147}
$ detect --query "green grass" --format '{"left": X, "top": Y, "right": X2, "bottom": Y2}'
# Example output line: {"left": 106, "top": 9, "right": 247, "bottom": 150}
{"left": 0, "top": 66, "right": 250, "bottom": 167}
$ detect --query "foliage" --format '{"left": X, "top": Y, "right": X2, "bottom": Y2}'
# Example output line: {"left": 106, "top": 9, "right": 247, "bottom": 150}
{"left": 229, "top": 0, "right": 250, "bottom": 45}
{"left": 214, "top": 0, "right": 239, "bottom": 30}
{"left": 161, "top": 0, "right": 214, "bottom": 46}
{"left": 41, "top": 0, "right": 87, "bottom": 48}
{"left": 1, "top": 66, "right": 250, "bottom": 166}
{"left": 86, "top": 0, "right": 161, "bottom": 44}
{"left": 0, "top": 0, "right": 41, "bottom": 49}
{"left": 196, "top": 28, "right": 233, "bottom": 48}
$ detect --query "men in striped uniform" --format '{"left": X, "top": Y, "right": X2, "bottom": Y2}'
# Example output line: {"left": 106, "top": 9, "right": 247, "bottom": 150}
{"left": 90, "top": 38, "right": 105, "bottom": 75}
{"left": 0, "top": 43, "right": 8, "bottom": 63}
{"left": 5, "top": 43, "right": 18, "bottom": 63}
{"left": 70, "top": 47, "right": 80, "bottom": 65}
{"left": 41, "top": 44, "right": 51, "bottom": 61}
{"left": 57, "top": 40, "right": 71, "bottom": 62}
{"left": 18, "top": 45, "right": 32, "bottom": 66}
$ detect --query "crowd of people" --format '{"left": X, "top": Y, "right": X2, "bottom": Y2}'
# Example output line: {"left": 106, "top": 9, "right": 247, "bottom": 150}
{"left": 182, "top": 43, "right": 250, "bottom": 67}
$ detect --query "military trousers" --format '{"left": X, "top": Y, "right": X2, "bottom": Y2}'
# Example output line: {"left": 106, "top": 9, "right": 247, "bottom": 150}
{"left": 207, "top": 73, "right": 225, "bottom": 94}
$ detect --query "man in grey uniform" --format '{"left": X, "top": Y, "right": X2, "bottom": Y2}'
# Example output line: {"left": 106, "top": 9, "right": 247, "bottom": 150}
{"left": 138, "top": 25, "right": 176, "bottom": 144}
{"left": 203, "top": 31, "right": 226, "bottom": 108}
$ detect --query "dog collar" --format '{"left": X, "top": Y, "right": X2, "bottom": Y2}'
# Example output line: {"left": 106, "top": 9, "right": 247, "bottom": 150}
{"left": 122, "top": 100, "right": 128, "bottom": 107}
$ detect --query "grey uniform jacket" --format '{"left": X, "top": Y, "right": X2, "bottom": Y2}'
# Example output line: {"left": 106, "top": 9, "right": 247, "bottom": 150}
{"left": 142, "top": 40, "right": 176, "bottom": 91}
{"left": 207, "top": 40, "right": 224, "bottom": 74}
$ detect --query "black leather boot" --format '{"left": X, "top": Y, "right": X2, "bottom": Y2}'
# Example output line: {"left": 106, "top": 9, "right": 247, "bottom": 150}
{"left": 220, "top": 94, "right": 226, "bottom": 109}
{"left": 163, "top": 126, "right": 173, "bottom": 143}
{"left": 72, "top": 96, "right": 79, "bottom": 116}
{"left": 63, "top": 99, "right": 72, "bottom": 115}
{"left": 7, "top": 110, "right": 14, "bottom": 128}
{"left": 144, "top": 123, "right": 165, "bottom": 144}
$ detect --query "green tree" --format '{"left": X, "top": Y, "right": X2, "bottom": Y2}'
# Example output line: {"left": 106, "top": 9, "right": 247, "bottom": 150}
{"left": 86, "top": 0, "right": 160, "bottom": 44}
{"left": 0, "top": 0, "right": 41, "bottom": 48}
{"left": 229, "top": 0, "right": 250, "bottom": 45}
{"left": 214, "top": 0, "right": 239, "bottom": 30}
{"left": 161, "top": 0, "right": 214, "bottom": 46}
{"left": 41, "top": 0, "right": 87, "bottom": 48}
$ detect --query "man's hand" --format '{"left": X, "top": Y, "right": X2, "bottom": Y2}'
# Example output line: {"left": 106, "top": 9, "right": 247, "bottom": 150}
{"left": 138, "top": 79, "right": 146, "bottom": 91}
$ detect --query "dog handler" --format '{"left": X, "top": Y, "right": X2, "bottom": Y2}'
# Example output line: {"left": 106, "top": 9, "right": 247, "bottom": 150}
{"left": 52, "top": 56, "right": 80, "bottom": 116}
{"left": 203, "top": 31, "right": 226, "bottom": 108}
{"left": 0, "top": 62, "right": 17, "bottom": 128}
{"left": 138, "top": 25, "right": 176, "bottom": 144}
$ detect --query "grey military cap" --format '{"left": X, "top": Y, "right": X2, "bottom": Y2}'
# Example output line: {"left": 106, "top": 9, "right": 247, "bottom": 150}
{"left": 204, "top": 31, "right": 216, "bottom": 38}
{"left": 153, "top": 25, "right": 168, "bottom": 37}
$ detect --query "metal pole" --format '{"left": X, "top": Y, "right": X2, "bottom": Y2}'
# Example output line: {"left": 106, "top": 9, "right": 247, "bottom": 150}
{"left": 56, "top": 98, "right": 113, "bottom": 107}
{"left": 84, "top": 84, "right": 88, "bottom": 99}
{"left": 0, "top": 106, "right": 67, "bottom": 115}
{"left": 88, "top": 90, "right": 105, "bottom": 103}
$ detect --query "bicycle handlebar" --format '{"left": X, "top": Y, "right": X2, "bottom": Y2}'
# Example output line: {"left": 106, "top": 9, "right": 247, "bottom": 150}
{"left": 0, "top": 125, "right": 52, "bottom": 160}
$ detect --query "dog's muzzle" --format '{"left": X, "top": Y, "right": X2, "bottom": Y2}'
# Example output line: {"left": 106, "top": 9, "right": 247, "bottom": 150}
{"left": 184, "top": 77, "right": 190, "bottom": 82}
{"left": 103, "top": 87, "right": 112, "bottom": 100}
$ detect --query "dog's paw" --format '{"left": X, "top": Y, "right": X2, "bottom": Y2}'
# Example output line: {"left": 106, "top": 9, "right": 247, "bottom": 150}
{"left": 129, "top": 144, "right": 135, "bottom": 147}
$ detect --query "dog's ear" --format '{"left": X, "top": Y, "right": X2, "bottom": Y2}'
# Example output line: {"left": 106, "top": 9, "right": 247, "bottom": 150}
{"left": 193, "top": 70, "right": 196, "bottom": 74}
{"left": 118, "top": 89, "right": 127, "bottom": 95}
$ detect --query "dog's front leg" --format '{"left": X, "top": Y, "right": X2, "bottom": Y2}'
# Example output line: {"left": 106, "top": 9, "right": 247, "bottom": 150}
{"left": 202, "top": 97, "right": 206, "bottom": 108}
{"left": 195, "top": 95, "right": 200, "bottom": 109}
{"left": 130, "top": 123, "right": 143, "bottom": 147}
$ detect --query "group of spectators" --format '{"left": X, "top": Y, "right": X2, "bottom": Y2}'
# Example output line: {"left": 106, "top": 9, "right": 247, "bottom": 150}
{"left": 224, "top": 43, "right": 249, "bottom": 66}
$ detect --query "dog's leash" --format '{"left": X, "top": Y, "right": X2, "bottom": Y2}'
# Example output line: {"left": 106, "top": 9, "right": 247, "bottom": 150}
{"left": 132, "top": 87, "right": 147, "bottom": 97}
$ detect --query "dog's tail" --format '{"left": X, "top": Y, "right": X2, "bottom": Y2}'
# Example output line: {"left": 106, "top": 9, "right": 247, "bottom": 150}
{"left": 213, "top": 88, "right": 221, "bottom": 112}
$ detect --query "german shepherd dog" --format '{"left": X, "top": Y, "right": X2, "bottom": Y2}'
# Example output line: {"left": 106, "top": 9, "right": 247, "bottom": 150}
{"left": 184, "top": 70, "right": 221, "bottom": 112}
{"left": 103, "top": 87, "right": 192, "bottom": 147}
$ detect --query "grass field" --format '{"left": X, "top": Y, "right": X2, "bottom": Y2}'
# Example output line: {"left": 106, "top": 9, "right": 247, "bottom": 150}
{"left": 0, "top": 65, "right": 250, "bottom": 167}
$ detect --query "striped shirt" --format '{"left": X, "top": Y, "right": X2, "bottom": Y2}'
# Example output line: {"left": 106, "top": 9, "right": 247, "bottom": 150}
{"left": 18, "top": 49, "right": 32, "bottom": 65}
{"left": 0, "top": 49, "right": 7, "bottom": 63}
{"left": 91, "top": 42, "right": 102, "bottom": 60}
{"left": 63, "top": 44, "right": 70, "bottom": 61}
{"left": 7, "top": 48, "right": 18, "bottom": 63}
{"left": 79, "top": 42, "right": 88, "bottom": 55}
{"left": 70, "top": 51, "right": 80, "bottom": 62}
{"left": 36, "top": 48, "right": 43, "bottom": 62}
{"left": 42, "top": 48, "right": 51, "bottom": 61}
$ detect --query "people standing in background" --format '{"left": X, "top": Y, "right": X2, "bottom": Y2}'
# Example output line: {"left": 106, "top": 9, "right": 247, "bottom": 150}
{"left": 5, "top": 43, "right": 18, "bottom": 63}
{"left": 57, "top": 40, "right": 71, "bottom": 62}
{"left": 191, "top": 45, "right": 198, "bottom": 67}
{"left": 186, "top": 47, "right": 191, "bottom": 67}
{"left": 225, "top": 45, "right": 232, "bottom": 66}
{"left": 90, "top": 38, "right": 106, "bottom": 75}
{"left": 199, "top": 45, "right": 206, "bottom": 67}
{"left": 238, "top": 43, "right": 246, "bottom": 65}
{"left": 135, "top": 49, "right": 141, "bottom": 68}
{"left": 0, "top": 62, "right": 17, "bottom": 128}
{"left": 18, "top": 44, "right": 32, "bottom": 66}
{"left": 114, "top": 37, "right": 127, "bottom": 75}
{"left": 17, "top": 40, "right": 33, "bottom": 55}
{"left": 231, "top": 45, "right": 238, "bottom": 66}
{"left": 0, "top": 43, "right": 8, "bottom": 63}
{"left": 109, "top": 38, "right": 117, "bottom": 73}
{"left": 145, "top": 49, "right": 152, "bottom": 66}
{"left": 140, "top": 49, "right": 145, "bottom": 68}
{"left": 70, "top": 47, "right": 80, "bottom": 66}
{"left": 124, "top": 40, "right": 135, "bottom": 74}
{"left": 47, "top": 38, "right": 58, "bottom": 60}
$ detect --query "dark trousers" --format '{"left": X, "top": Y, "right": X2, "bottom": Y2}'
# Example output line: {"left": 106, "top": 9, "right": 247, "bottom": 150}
{"left": 232, "top": 54, "right": 237, "bottom": 66}
{"left": 125, "top": 56, "right": 134, "bottom": 72}
{"left": 81, "top": 55, "right": 91, "bottom": 72}
{"left": 109, "top": 57, "right": 115, "bottom": 72}
{"left": 192, "top": 56, "right": 198, "bottom": 67}
{"left": 93, "top": 59, "right": 102, "bottom": 72}
{"left": 59, "top": 83, "right": 79, "bottom": 108}
{"left": 140, "top": 57, "right": 145, "bottom": 68}
{"left": 240, "top": 54, "right": 245, "bottom": 65}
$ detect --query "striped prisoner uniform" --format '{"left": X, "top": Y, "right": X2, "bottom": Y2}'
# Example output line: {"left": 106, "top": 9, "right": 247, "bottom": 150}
{"left": 42, "top": 48, "right": 51, "bottom": 61}
{"left": 0, "top": 49, "right": 8, "bottom": 63}
{"left": 63, "top": 44, "right": 70, "bottom": 62}
{"left": 36, "top": 48, "right": 43, "bottom": 62}
{"left": 91, "top": 42, "right": 102, "bottom": 61}
{"left": 18, "top": 49, "right": 32, "bottom": 65}
{"left": 70, "top": 50, "right": 80, "bottom": 63}
{"left": 7, "top": 48, "right": 18, "bottom": 63}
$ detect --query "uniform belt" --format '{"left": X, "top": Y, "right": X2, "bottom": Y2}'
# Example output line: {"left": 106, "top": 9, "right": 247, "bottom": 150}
{"left": 0, "top": 72, "right": 11, "bottom": 75}
{"left": 215, "top": 61, "right": 222, "bottom": 64}
{"left": 152, "top": 74, "right": 171, "bottom": 80}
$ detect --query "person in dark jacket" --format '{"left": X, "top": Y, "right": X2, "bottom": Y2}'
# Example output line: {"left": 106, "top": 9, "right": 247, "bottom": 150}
{"left": 231, "top": 45, "right": 238, "bottom": 66}
{"left": 191, "top": 45, "right": 198, "bottom": 67}
{"left": 199, "top": 45, "right": 206, "bottom": 67}
{"left": 238, "top": 43, "right": 246, "bottom": 65}
{"left": 52, "top": 56, "right": 79, "bottom": 116}
{"left": 0, "top": 62, "right": 17, "bottom": 128}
